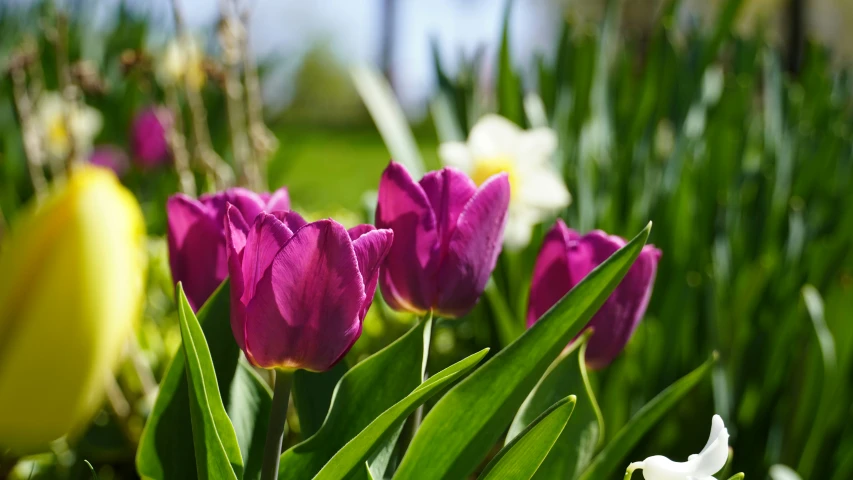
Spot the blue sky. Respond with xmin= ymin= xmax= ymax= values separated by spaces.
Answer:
xmin=106 ymin=0 xmax=562 ymax=113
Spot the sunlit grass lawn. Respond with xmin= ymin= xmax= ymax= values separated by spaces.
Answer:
xmin=270 ymin=125 xmax=440 ymax=213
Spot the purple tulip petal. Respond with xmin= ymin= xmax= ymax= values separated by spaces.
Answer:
xmin=240 ymin=213 xmax=294 ymax=305
xmin=419 ymin=167 xmax=477 ymax=247
xmin=527 ymin=227 xmax=661 ymax=369
xmin=264 ymin=187 xmax=291 ymax=212
xmin=526 ymin=219 xmax=575 ymax=327
xmin=351 ymin=228 xmax=394 ymax=320
xmin=132 ymin=107 xmax=172 ymax=168
xmin=273 ymin=210 xmax=308 ymax=232
xmin=244 ymin=220 xmax=364 ymax=371
xmin=583 ymin=241 xmax=660 ymax=368
xmin=167 ymin=194 xmax=205 ymax=254
xmin=376 ymin=162 xmax=440 ymax=314
xmin=89 ymin=146 xmax=129 ymax=177
xmin=434 ymin=173 xmax=510 ymax=317
xmin=167 ymin=195 xmax=225 ymax=311
xmin=201 ymin=188 xmax=266 ymax=223
xmin=225 ymin=206 xmax=250 ymax=349
xmin=347 ymin=224 xmax=375 ymax=241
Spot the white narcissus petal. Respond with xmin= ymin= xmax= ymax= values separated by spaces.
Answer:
xmin=467 ymin=114 xmax=522 ymax=160
xmin=437 ymin=113 xmax=569 ymax=249
xmin=515 ymin=128 xmax=558 ymax=164
xmin=518 ymin=168 xmax=571 ymax=210
xmin=73 ymin=104 xmax=103 ymax=141
xmin=633 ymin=415 xmax=730 ymax=480
xmin=438 ymin=142 xmax=473 ymax=172
xmin=502 ymin=206 xmax=539 ymax=251
xmin=71 ymin=103 xmax=103 ymax=156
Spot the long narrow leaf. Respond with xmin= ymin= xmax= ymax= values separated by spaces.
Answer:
xmin=314 ymin=349 xmax=489 ymax=480
xmin=278 ymin=318 xmax=433 ymax=479
xmin=508 ymin=332 xmax=603 ymax=479
xmin=579 ymin=353 xmax=717 ymax=480
xmin=352 ymin=65 xmax=425 ymax=178
xmin=176 ymin=284 xmax=242 ymax=480
xmin=480 ymin=396 xmax=576 ymax=480
xmin=137 ymin=280 xmax=248 ymax=479
xmin=394 ymin=224 xmax=651 ymax=479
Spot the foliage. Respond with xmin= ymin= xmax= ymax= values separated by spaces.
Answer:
xmin=1 ymin=0 xmax=850 ymax=478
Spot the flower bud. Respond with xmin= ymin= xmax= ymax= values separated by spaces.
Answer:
xmin=376 ymin=162 xmax=510 ymax=318
xmin=89 ymin=145 xmax=130 ymax=177
xmin=0 ymin=167 xmax=145 ymax=452
xmin=166 ymin=187 xmax=289 ymax=311
xmin=527 ymin=220 xmax=661 ymax=368
xmin=131 ymin=106 xmax=172 ymax=169
xmin=225 ymin=207 xmax=392 ymax=371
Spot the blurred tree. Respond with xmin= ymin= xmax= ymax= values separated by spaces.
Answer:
xmin=277 ymin=43 xmax=368 ymax=126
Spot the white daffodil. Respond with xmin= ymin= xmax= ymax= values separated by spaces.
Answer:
xmin=34 ymin=92 xmax=102 ymax=161
xmin=439 ymin=114 xmax=571 ymax=249
xmin=158 ymin=34 xmax=206 ymax=90
xmin=628 ymin=415 xmax=730 ymax=480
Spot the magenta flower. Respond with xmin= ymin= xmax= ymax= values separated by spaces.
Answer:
xmin=527 ymin=220 xmax=661 ymax=368
xmin=89 ymin=146 xmax=129 ymax=177
xmin=376 ymin=161 xmax=510 ymax=318
xmin=225 ymin=206 xmax=393 ymax=371
xmin=167 ymin=187 xmax=290 ymax=311
xmin=131 ymin=106 xmax=172 ymax=168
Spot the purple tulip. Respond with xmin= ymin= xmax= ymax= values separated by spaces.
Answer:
xmin=167 ymin=187 xmax=290 ymax=311
xmin=376 ymin=161 xmax=510 ymax=318
xmin=224 ymin=206 xmax=393 ymax=371
xmin=527 ymin=220 xmax=661 ymax=368
xmin=131 ymin=106 xmax=173 ymax=168
xmin=89 ymin=146 xmax=129 ymax=177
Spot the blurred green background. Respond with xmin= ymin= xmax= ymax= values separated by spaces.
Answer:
xmin=2 ymin=0 xmax=853 ymax=479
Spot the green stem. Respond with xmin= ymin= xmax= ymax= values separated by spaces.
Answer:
xmin=411 ymin=312 xmax=434 ymax=434
xmin=623 ymin=462 xmax=643 ymax=480
xmin=261 ymin=370 xmax=293 ymax=480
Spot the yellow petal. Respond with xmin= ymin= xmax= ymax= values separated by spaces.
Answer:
xmin=0 ymin=166 xmax=146 ymax=452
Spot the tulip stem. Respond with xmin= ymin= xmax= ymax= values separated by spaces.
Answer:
xmin=261 ymin=370 xmax=292 ymax=480
xmin=410 ymin=313 xmax=434 ymax=436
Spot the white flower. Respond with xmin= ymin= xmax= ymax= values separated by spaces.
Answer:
xmin=158 ymin=35 xmax=206 ymax=90
xmin=34 ymin=92 xmax=102 ymax=161
xmin=439 ymin=114 xmax=571 ymax=250
xmin=629 ymin=415 xmax=730 ymax=480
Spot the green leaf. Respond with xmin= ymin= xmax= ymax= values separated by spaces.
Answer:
xmin=484 ymin=279 xmax=523 ymax=347
xmin=277 ymin=318 xmax=433 ymax=479
xmin=351 ymin=65 xmax=425 ymax=178
xmin=292 ymin=361 xmax=348 ymax=438
xmin=578 ymin=353 xmax=717 ymax=480
xmin=175 ymin=283 xmax=242 ymax=479
xmin=314 ymin=349 xmax=490 ymax=480
xmin=798 ymin=285 xmax=837 ymax=478
xmin=228 ymin=361 xmax=272 ymax=480
xmin=84 ymin=460 xmax=99 ymax=479
xmin=700 ymin=0 xmax=744 ymax=73
xmin=137 ymin=280 xmax=245 ymax=479
xmin=496 ymin=0 xmax=523 ymax=124
xmin=480 ymin=396 xmax=576 ymax=480
xmin=394 ymin=224 xmax=651 ymax=479
xmin=507 ymin=332 xmax=603 ymax=479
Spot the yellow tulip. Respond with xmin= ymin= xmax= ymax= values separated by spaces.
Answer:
xmin=0 ymin=166 xmax=146 ymax=452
